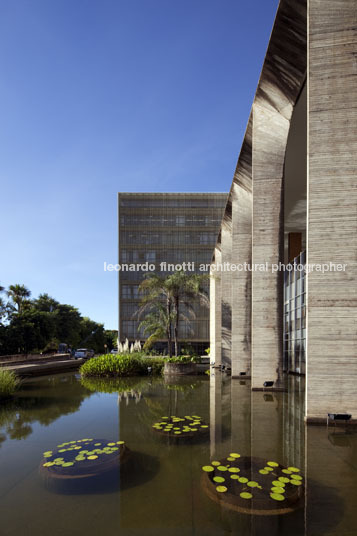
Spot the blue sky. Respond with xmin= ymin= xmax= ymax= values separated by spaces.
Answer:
xmin=0 ymin=0 xmax=278 ymax=329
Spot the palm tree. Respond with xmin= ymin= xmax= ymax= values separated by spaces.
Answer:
xmin=166 ymin=271 xmax=209 ymax=356
xmin=138 ymin=303 xmax=173 ymax=352
xmin=7 ymin=284 xmax=31 ymax=314
xmin=137 ymin=274 xmax=175 ymax=357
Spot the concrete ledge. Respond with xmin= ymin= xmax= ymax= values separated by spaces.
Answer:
xmin=2 ymin=358 xmax=84 ymax=378
xmin=252 ymin=387 xmax=286 ymax=392
xmin=305 ymin=417 xmax=357 ymax=426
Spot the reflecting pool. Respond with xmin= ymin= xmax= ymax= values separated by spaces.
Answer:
xmin=0 ymin=372 xmax=356 ymax=535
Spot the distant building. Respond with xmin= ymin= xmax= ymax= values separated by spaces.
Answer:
xmin=118 ymin=192 xmax=227 ymax=354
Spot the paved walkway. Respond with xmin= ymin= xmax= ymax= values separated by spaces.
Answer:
xmin=2 ymin=358 xmax=85 ymax=377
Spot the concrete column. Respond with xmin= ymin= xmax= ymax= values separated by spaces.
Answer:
xmin=306 ymin=0 xmax=357 ymax=421
xmin=221 ymin=210 xmax=232 ymax=366
xmin=251 ymin=105 xmax=290 ymax=389
xmin=210 ymin=246 xmax=222 ymax=366
xmin=231 ymin=117 xmax=252 ymax=378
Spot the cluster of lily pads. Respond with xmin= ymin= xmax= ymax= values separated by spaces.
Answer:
xmin=202 ymin=453 xmax=303 ymax=502
xmin=152 ymin=415 xmax=209 ymax=436
xmin=42 ymin=438 xmax=125 ymax=468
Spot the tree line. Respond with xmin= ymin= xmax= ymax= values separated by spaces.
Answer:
xmin=0 ymin=284 xmax=117 ymax=355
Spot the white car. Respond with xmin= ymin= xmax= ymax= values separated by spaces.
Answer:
xmin=74 ymin=348 xmax=90 ymax=359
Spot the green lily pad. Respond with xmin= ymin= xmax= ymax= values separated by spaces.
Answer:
xmin=270 ymin=493 xmax=285 ymax=501
xmin=238 ymin=477 xmax=248 ymax=484
xmin=230 ymin=474 xmax=240 ymax=480
xmin=247 ymin=481 xmax=259 ymax=488
xmin=62 ymin=462 xmax=74 ymax=467
xmin=217 ymin=466 xmax=228 ymax=472
xmin=264 ymin=467 xmax=274 ymax=472
xmin=290 ymin=479 xmax=302 ymax=486
xmin=288 ymin=467 xmax=300 ymax=472
xmin=291 ymin=474 xmax=302 ymax=481
xmin=216 ymin=486 xmax=227 ymax=493
xmin=202 ymin=466 xmax=214 ymax=472
xmin=259 ymin=469 xmax=269 ymax=474
xmin=227 ymin=457 xmax=235 ymax=461
xmin=267 ymin=461 xmax=279 ymax=467
xmin=211 ymin=461 xmax=220 ymax=466
xmin=271 ymin=487 xmax=285 ymax=494
xmin=282 ymin=469 xmax=292 ymax=475
xmin=272 ymin=480 xmax=285 ymax=487
xmin=240 ymin=492 xmax=252 ymax=499
xmin=213 ymin=476 xmax=225 ymax=483
xmin=229 ymin=453 xmax=240 ymax=458
xmin=278 ymin=477 xmax=290 ymax=484
xmin=228 ymin=467 xmax=240 ymax=473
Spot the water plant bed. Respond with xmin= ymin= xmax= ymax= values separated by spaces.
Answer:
xmin=39 ymin=438 xmax=131 ymax=492
xmin=202 ymin=454 xmax=304 ymax=515
xmin=152 ymin=415 xmax=209 ymax=441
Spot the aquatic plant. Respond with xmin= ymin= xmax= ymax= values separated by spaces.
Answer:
xmin=80 ymin=354 xmax=166 ymax=377
xmin=152 ymin=415 xmax=209 ymax=438
xmin=41 ymin=438 xmax=126 ymax=470
xmin=201 ymin=453 xmax=304 ymax=515
xmin=0 ymin=369 xmax=20 ymax=398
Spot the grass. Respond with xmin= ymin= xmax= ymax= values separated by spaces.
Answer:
xmin=80 ymin=353 xmax=166 ymax=378
xmin=0 ymin=369 xmax=20 ymax=398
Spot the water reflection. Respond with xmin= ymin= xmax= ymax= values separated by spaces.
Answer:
xmin=0 ymin=372 xmax=356 ymax=535
xmin=0 ymin=374 xmax=91 ymax=443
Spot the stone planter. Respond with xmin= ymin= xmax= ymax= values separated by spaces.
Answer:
xmin=163 ymin=362 xmax=197 ymax=376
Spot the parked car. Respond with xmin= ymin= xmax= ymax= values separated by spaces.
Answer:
xmin=74 ymin=348 xmax=90 ymax=359
xmin=110 ymin=349 xmax=119 ymax=354
xmin=87 ymin=349 xmax=95 ymax=358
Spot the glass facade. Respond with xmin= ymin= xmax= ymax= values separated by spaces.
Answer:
xmin=283 ymin=250 xmax=306 ymax=374
xmin=118 ymin=193 xmax=227 ymax=349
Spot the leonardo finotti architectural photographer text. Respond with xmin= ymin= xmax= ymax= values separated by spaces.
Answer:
xmin=104 ymin=261 xmax=347 ymax=274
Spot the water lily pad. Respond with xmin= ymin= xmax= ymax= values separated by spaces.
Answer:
xmin=288 ymin=467 xmax=300 ymax=473
xmin=227 ymin=457 xmax=235 ymax=461
xmin=264 ymin=467 xmax=274 ymax=472
xmin=282 ymin=469 xmax=292 ymax=475
xmin=87 ymin=455 xmax=98 ymax=460
xmin=217 ymin=466 xmax=228 ymax=472
xmin=271 ymin=487 xmax=285 ymax=494
xmin=228 ymin=467 xmax=240 ymax=473
xmin=229 ymin=453 xmax=240 ymax=458
xmin=43 ymin=462 xmax=54 ymax=467
xmin=202 ymin=466 xmax=214 ymax=472
xmin=270 ymin=493 xmax=285 ymax=501
xmin=117 ymin=441 xmax=125 ymax=445
xmin=240 ymin=492 xmax=252 ymax=499
xmin=278 ymin=477 xmax=290 ymax=484
xmin=200 ymin=425 xmax=209 ymax=428
xmin=213 ymin=476 xmax=225 ymax=483
xmin=238 ymin=477 xmax=248 ymax=484
xmin=290 ymin=479 xmax=302 ymax=486
xmin=211 ymin=461 xmax=220 ymax=466
xmin=272 ymin=480 xmax=284 ymax=487
xmin=259 ymin=469 xmax=269 ymax=475
xmin=107 ymin=442 xmax=116 ymax=446
xmin=230 ymin=474 xmax=240 ymax=480
xmin=216 ymin=486 xmax=227 ymax=493
xmin=267 ymin=461 xmax=279 ymax=467
xmin=247 ymin=481 xmax=259 ymax=488
xmin=62 ymin=462 xmax=74 ymax=467
xmin=291 ymin=474 xmax=302 ymax=481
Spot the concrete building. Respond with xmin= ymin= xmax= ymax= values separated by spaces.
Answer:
xmin=118 ymin=192 xmax=227 ymax=353
xmin=210 ymin=0 xmax=357 ymax=422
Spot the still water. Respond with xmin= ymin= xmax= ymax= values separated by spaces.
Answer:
xmin=0 ymin=372 xmax=356 ymax=536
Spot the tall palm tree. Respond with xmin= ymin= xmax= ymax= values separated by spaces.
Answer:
xmin=138 ymin=303 xmax=173 ymax=352
xmin=137 ymin=274 xmax=175 ymax=357
xmin=7 ymin=284 xmax=31 ymax=314
xmin=166 ymin=271 xmax=209 ymax=356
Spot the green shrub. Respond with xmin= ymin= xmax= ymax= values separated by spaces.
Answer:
xmin=80 ymin=353 xmax=166 ymax=378
xmin=0 ymin=369 xmax=20 ymax=398
xmin=166 ymin=355 xmax=199 ymax=364
xmin=144 ymin=357 xmax=166 ymax=374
